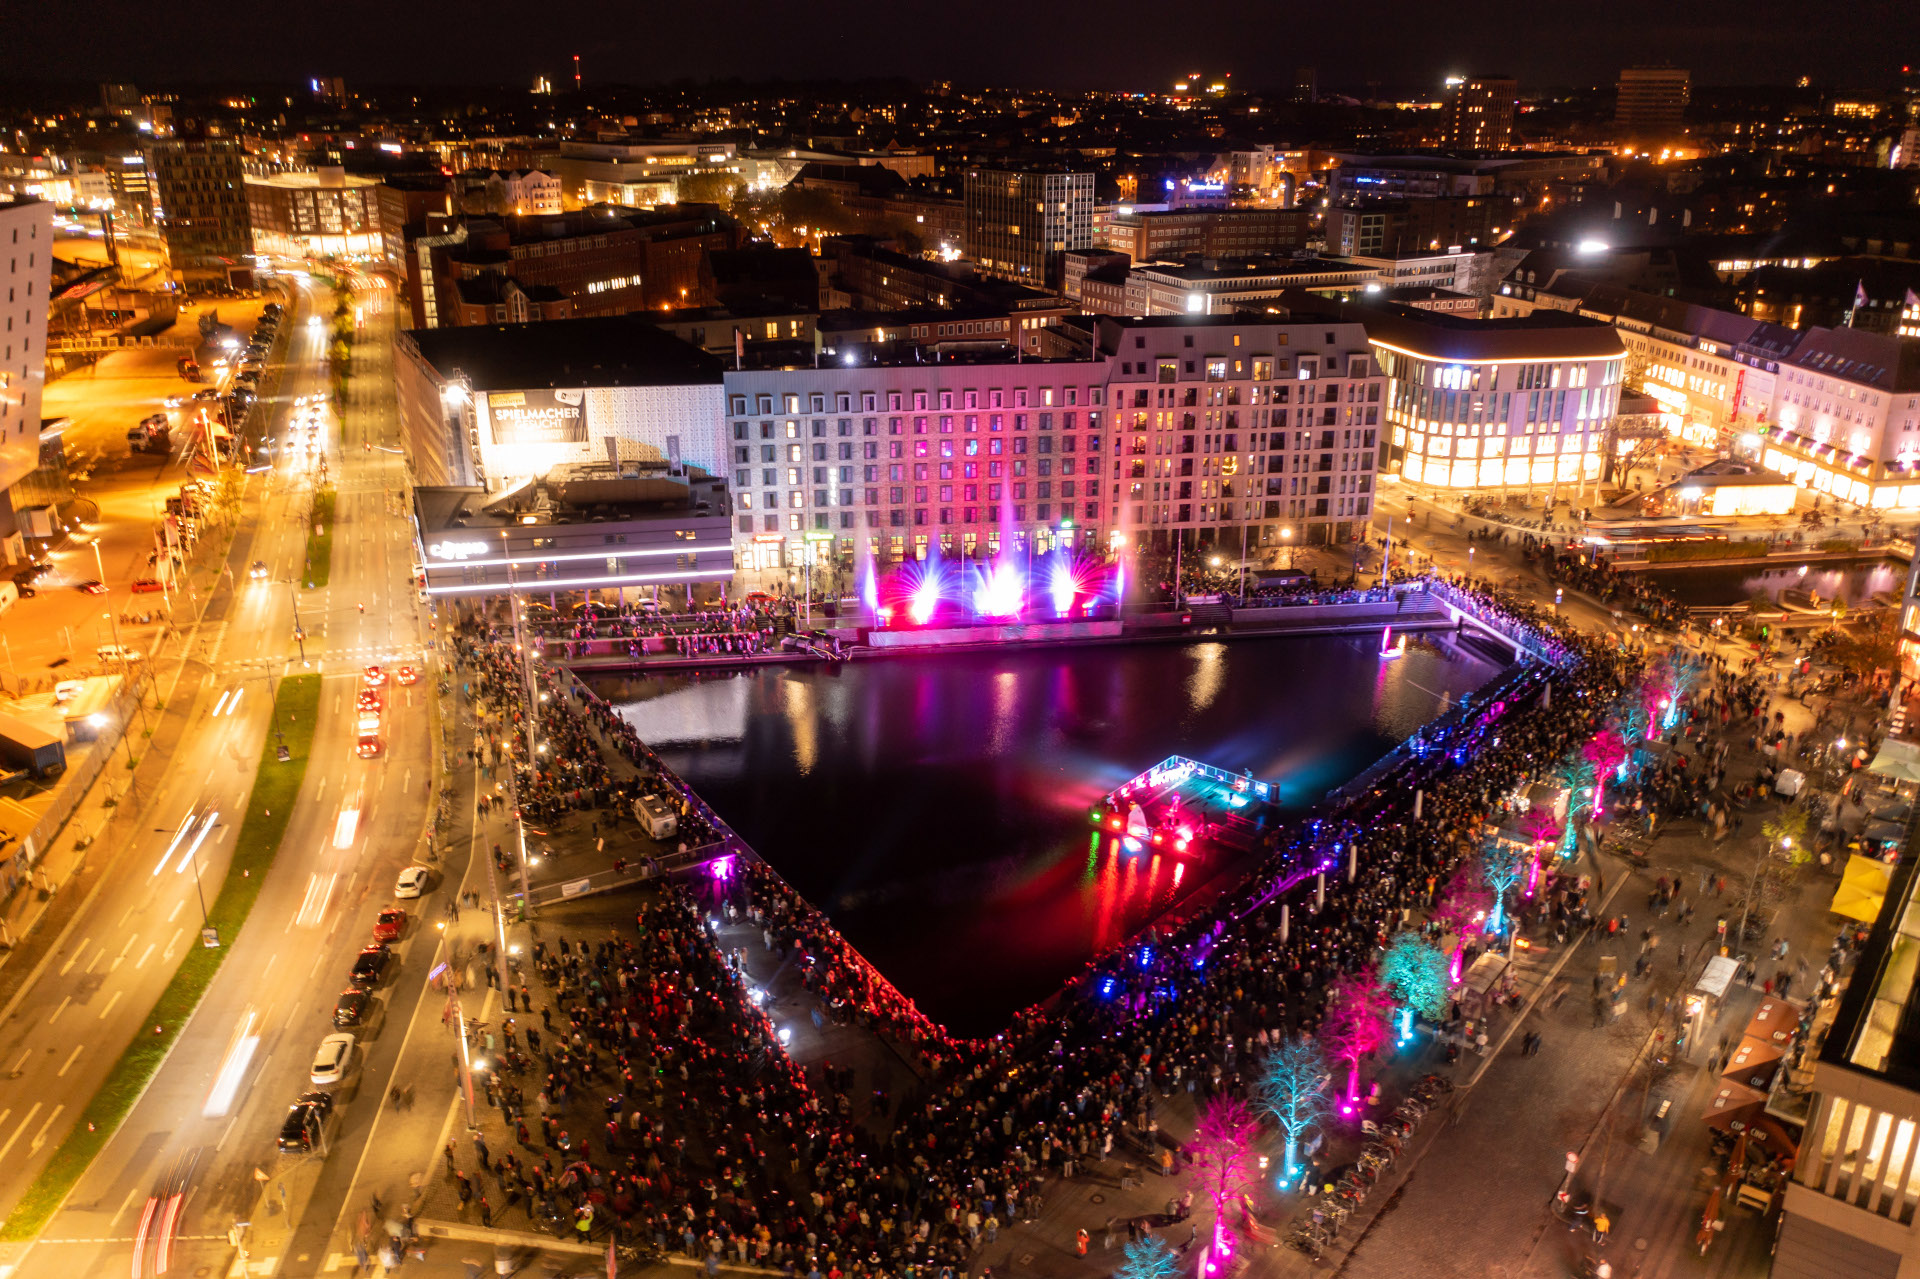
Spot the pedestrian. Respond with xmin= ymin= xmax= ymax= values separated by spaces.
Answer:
xmin=1076 ymin=1228 xmax=1089 ymax=1257
xmin=479 ymin=1195 xmax=492 ymax=1229
xmin=445 ymin=1140 xmax=457 ymax=1175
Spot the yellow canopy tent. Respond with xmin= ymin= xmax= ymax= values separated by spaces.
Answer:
xmin=1832 ymin=854 xmax=1894 ymax=923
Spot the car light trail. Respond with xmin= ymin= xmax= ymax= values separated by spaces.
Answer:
xmin=296 ymin=872 xmax=338 ymax=928
xmin=153 ymin=1191 xmax=185 ymax=1272
xmin=153 ymin=813 xmax=194 ymax=877
xmin=225 ymin=687 xmax=244 ymax=717
xmin=210 ymin=690 xmax=232 ymax=717
xmin=332 ymin=806 xmax=360 ymax=849
xmin=130 ymin=1195 xmax=158 ymax=1279
xmin=177 ymin=811 xmax=218 ymax=873
xmin=203 ymin=1008 xmax=260 ymax=1117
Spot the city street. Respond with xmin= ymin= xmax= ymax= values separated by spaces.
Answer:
xmin=0 ymin=271 xmax=442 ymax=1279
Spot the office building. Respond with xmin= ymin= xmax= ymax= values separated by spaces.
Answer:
xmin=1326 ymin=197 xmax=1502 ymax=257
xmin=1326 ymin=151 xmax=1600 ymax=203
xmin=0 ymin=196 xmax=51 ymax=564
xmin=1440 ymin=76 xmax=1517 ymax=151
xmin=1292 ymin=67 xmax=1318 ymax=104
xmin=1309 ymin=295 xmax=1626 ymax=492
xmin=245 ymin=168 xmax=384 ymax=259
xmin=964 ymin=168 xmax=1094 ymax=285
xmin=1101 ymin=207 xmax=1307 ymax=263
xmin=147 ymin=138 xmax=253 ymax=284
xmin=1616 ymin=67 xmax=1691 ymax=141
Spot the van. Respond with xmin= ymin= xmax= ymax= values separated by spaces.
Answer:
xmin=0 ymin=582 xmax=16 ymax=615
xmin=95 ymin=645 xmax=144 ymax=665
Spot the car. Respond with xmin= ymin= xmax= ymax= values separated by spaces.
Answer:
xmin=332 ymin=988 xmax=370 ymax=1027
xmin=309 ymin=1032 xmax=355 ymax=1085
xmin=348 ymin=944 xmax=390 ymax=988
xmin=193 ymin=388 xmax=221 ymax=402
xmin=356 ymin=690 xmax=382 ymax=713
xmin=53 ymin=680 xmax=83 ymax=703
xmin=96 ymin=645 xmax=145 ymax=664
xmin=22 ymin=561 xmax=52 ymax=581
xmin=393 ymin=865 xmax=430 ymax=899
xmin=11 ymin=581 xmax=34 ymax=599
xmin=250 ymin=560 xmax=269 ymax=579
xmin=75 ymin=580 xmax=108 ymax=595
xmin=371 ymin=907 xmax=407 ymax=943
xmin=277 ymin=1099 xmax=326 ymax=1152
xmin=130 ymin=578 xmax=165 ymax=594
xmin=362 ymin=665 xmax=386 ymax=688
xmin=395 ymin=665 xmax=420 ymax=686
xmin=163 ymin=394 xmax=186 ymax=408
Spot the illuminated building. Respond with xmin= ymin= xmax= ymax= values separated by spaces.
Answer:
xmin=547 ymin=139 xmax=743 ymax=208
xmin=1614 ymin=67 xmax=1690 ymax=140
xmin=1439 ymin=76 xmax=1516 ymax=151
xmin=456 ymin=168 xmax=562 ymax=216
xmin=244 ymin=167 xmax=384 ymax=259
xmin=1321 ymin=296 xmax=1625 ymax=492
xmin=0 ymin=194 xmax=51 ymax=561
xmin=398 ymin=311 xmax=1386 ymax=576
xmin=1326 ymin=197 xmax=1501 ymax=257
xmin=1764 ymin=327 xmax=1920 ymax=509
xmin=963 ymin=167 xmax=1094 ymax=285
xmin=1573 ymin=286 xmax=1800 ymax=448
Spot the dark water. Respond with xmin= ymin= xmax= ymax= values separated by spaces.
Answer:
xmin=596 ymin=634 xmax=1500 ymax=1035
xmin=1640 ymin=559 xmax=1905 ymax=609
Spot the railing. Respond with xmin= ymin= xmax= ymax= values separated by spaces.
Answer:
xmin=523 ymin=839 xmax=732 ymax=907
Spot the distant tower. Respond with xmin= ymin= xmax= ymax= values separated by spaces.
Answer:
xmin=1292 ymin=67 xmax=1318 ymax=104
xmin=1440 ymin=75 xmax=1516 ymax=150
xmin=1615 ymin=67 xmax=1690 ymax=141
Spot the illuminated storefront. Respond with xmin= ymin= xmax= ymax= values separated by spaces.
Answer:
xmin=1766 ymin=324 xmax=1920 ymax=510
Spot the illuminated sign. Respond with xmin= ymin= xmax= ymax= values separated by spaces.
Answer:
xmin=427 ymin=540 xmax=490 ymax=560
xmin=488 ymin=388 xmax=588 ymax=446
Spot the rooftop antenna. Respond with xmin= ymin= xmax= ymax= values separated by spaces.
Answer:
xmin=573 ymin=54 xmax=581 ymax=92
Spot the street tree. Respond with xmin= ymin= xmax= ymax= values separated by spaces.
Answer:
xmin=1115 ymin=1235 xmax=1182 ymax=1279
xmin=1378 ymin=931 xmax=1451 ymax=1022
xmin=1322 ymin=969 xmax=1393 ymax=1103
xmin=1189 ymin=1095 xmax=1260 ymax=1221
xmin=1432 ymin=860 xmax=1492 ymax=939
xmin=1477 ymin=837 xmax=1528 ymax=934
xmin=1252 ymin=1035 xmax=1331 ymax=1176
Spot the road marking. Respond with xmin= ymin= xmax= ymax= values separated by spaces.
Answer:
xmin=56 ymin=1044 xmax=83 ymax=1077
xmin=47 ymin=996 xmax=70 ymax=1025
xmin=6 ymin=1049 xmax=27 ymax=1074
xmin=98 ymin=990 xmax=122 ymax=1019
xmin=167 ymin=899 xmax=185 ymax=923
xmin=57 ymin=940 xmax=89 ymax=977
xmin=0 ymin=1104 xmax=40 ymax=1161
xmin=402 ymin=768 xmax=411 ymax=795
xmin=28 ymin=1104 xmax=63 ymax=1153
xmin=164 ymin=928 xmax=183 ymax=957
xmin=84 ymin=946 xmax=101 ymax=974
xmin=135 ymin=943 xmax=156 ymax=969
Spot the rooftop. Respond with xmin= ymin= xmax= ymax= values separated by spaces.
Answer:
xmin=403 ymin=316 xmax=724 ymax=391
xmin=1310 ymin=294 xmax=1627 ymax=363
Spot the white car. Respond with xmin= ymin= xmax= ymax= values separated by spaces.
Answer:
xmin=394 ymin=865 xmax=430 ymax=899
xmin=309 ymin=1032 xmax=355 ymax=1085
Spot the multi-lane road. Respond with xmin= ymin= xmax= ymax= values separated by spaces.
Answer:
xmin=0 ymin=271 xmax=452 ymax=1279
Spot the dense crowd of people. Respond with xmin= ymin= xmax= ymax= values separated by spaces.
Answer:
xmin=428 ymin=574 xmax=1656 ymax=1276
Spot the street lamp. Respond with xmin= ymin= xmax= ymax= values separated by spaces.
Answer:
xmin=1281 ymin=526 xmax=1293 ymax=571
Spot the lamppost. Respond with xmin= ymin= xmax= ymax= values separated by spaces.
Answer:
xmin=1281 ymin=525 xmax=1293 ymax=571
xmin=289 ymin=581 xmax=307 ymax=665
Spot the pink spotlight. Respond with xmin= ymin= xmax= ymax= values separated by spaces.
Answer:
xmin=909 ymin=578 xmax=941 ymax=625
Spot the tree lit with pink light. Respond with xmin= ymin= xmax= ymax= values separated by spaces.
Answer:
xmin=1322 ymin=969 xmax=1393 ymax=1109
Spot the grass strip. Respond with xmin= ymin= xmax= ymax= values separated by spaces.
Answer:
xmin=0 ymin=674 xmax=323 ymax=1240
xmin=305 ymin=487 xmax=336 ymax=589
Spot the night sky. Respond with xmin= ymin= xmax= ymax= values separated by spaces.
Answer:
xmin=15 ymin=0 xmax=1911 ymax=91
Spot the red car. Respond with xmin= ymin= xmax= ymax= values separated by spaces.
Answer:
xmin=75 ymin=580 xmax=108 ymax=595
xmin=395 ymin=665 xmax=420 ymax=686
xmin=362 ymin=665 xmax=386 ymax=688
xmin=371 ymin=907 xmax=407 ymax=943
xmin=130 ymin=578 xmax=166 ymax=594
xmin=356 ymin=689 xmax=383 ymax=713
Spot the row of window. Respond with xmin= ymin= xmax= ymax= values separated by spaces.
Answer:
xmin=737 ymin=503 xmax=1101 ymax=533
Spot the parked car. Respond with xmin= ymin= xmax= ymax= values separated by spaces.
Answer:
xmin=371 ymin=907 xmax=406 ymax=943
xmin=276 ymin=1091 xmax=335 ymax=1152
xmin=332 ymin=988 xmax=370 ymax=1027
xmin=130 ymin=578 xmax=166 ymax=594
xmin=74 ymin=580 xmax=108 ymax=595
xmin=309 ymin=1033 xmax=355 ymax=1085
xmin=348 ymin=944 xmax=390 ymax=988
xmin=394 ymin=865 xmax=430 ymax=899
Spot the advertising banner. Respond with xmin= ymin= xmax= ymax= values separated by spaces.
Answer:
xmin=488 ymin=387 xmax=589 ymax=445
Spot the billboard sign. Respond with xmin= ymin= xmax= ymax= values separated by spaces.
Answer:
xmin=488 ymin=388 xmax=588 ymax=445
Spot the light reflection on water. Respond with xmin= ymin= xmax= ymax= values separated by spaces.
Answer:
xmin=598 ymin=632 xmax=1497 ymax=1034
